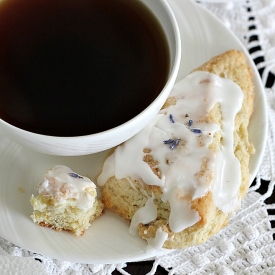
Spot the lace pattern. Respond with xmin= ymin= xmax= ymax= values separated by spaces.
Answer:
xmin=1 ymin=1 xmax=275 ymax=274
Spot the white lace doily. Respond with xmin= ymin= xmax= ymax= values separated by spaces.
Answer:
xmin=1 ymin=1 xmax=275 ymax=274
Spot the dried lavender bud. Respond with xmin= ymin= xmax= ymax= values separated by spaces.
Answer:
xmin=169 ymin=138 xmax=180 ymax=150
xmin=163 ymin=139 xmax=174 ymax=144
xmin=169 ymin=114 xmax=175 ymax=123
xmin=68 ymin=172 xmax=84 ymax=179
xmin=191 ymin=129 xmax=202 ymax=134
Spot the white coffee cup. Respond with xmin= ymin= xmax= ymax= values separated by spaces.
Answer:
xmin=0 ymin=0 xmax=181 ymax=156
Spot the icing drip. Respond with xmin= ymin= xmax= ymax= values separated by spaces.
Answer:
xmin=97 ymin=71 xmax=243 ymax=241
xmin=129 ymin=196 xmax=157 ymax=235
xmin=162 ymin=185 xmax=200 ymax=233
xmin=38 ymin=165 xmax=96 ymax=210
xmin=146 ymin=228 xmax=169 ymax=252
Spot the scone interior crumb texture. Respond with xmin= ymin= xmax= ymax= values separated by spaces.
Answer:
xmin=97 ymin=50 xmax=255 ymax=249
xmin=30 ymin=165 xmax=104 ymax=236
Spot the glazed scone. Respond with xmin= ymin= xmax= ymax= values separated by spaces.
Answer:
xmin=97 ymin=50 xmax=255 ymax=249
xmin=30 ymin=165 xmax=104 ymax=236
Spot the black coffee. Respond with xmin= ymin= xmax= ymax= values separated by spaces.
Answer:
xmin=0 ymin=0 xmax=170 ymax=136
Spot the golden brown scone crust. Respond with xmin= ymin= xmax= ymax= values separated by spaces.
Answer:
xmin=99 ymin=50 xmax=255 ymax=249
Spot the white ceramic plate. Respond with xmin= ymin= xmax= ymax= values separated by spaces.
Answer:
xmin=195 ymin=0 xmax=240 ymax=2
xmin=0 ymin=0 xmax=267 ymax=264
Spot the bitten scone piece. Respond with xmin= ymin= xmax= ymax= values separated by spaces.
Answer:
xmin=30 ymin=165 xmax=104 ymax=236
xmin=97 ymin=50 xmax=255 ymax=249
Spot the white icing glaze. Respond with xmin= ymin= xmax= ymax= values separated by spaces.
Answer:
xmin=97 ymin=71 xmax=244 ymax=241
xmin=37 ymin=165 xmax=96 ymax=210
xmin=146 ymin=228 xmax=169 ymax=252
xmin=129 ymin=196 xmax=157 ymax=235
xmin=162 ymin=184 xmax=200 ymax=233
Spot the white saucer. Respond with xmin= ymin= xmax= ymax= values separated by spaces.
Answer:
xmin=0 ymin=0 xmax=267 ymax=264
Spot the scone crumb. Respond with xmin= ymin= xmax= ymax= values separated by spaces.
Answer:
xmin=30 ymin=165 xmax=104 ymax=236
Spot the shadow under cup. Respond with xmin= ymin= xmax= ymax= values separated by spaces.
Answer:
xmin=0 ymin=0 xmax=181 ymax=156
